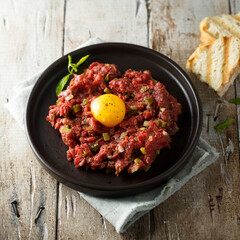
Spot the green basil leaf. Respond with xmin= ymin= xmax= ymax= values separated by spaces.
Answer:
xmin=56 ymin=74 xmax=71 ymax=96
xmin=77 ymin=54 xmax=90 ymax=66
xmin=56 ymin=54 xmax=90 ymax=95
xmin=214 ymin=118 xmax=234 ymax=132
xmin=229 ymin=98 xmax=240 ymax=104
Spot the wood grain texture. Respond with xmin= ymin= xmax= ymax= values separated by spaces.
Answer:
xmin=150 ymin=0 xmax=240 ymax=239
xmin=63 ymin=0 xmax=148 ymax=51
xmin=2 ymin=0 xmax=240 ymax=239
xmin=57 ymin=0 xmax=149 ymax=239
xmin=0 ymin=0 xmax=64 ymax=239
xmin=231 ymin=0 xmax=240 ymax=164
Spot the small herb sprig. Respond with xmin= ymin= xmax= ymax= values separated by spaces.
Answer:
xmin=213 ymin=98 xmax=239 ymax=132
xmin=56 ymin=54 xmax=90 ymax=95
xmin=229 ymin=98 xmax=240 ymax=105
xmin=214 ymin=118 xmax=234 ymax=132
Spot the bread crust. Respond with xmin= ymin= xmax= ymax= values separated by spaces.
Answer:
xmin=199 ymin=18 xmax=216 ymax=43
xmin=186 ymin=36 xmax=240 ymax=97
xmin=200 ymin=13 xmax=240 ymax=43
xmin=217 ymin=55 xmax=240 ymax=97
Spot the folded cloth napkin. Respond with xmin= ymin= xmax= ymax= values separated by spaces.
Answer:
xmin=5 ymin=37 xmax=219 ymax=233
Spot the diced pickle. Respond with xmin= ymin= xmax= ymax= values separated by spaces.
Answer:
xmin=140 ymin=147 xmax=147 ymax=155
xmin=62 ymin=125 xmax=71 ymax=133
xmin=144 ymin=165 xmax=151 ymax=172
xmin=129 ymin=110 xmax=138 ymax=116
xmin=161 ymin=120 xmax=167 ymax=128
xmin=105 ymin=74 xmax=110 ymax=81
xmin=72 ymin=104 xmax=80 ymax=113
xmin=56 ymin=99 xmax=62 ymax=105
xmin=82 ymin=99 xmax=89 ymax=105
xmin=156 ymin=119 xmax=166 ymax=128
xmin=124 ymin=92 xmax=130 ymax=98
xmin=102 ymin=132 xmax=110 ymax=141
xmin=130 ymin=106 xmax=138 ymax=111
xmin=141 ymin=86 xmax=148 ymax=92
xmin=89 ymin=143 xmax=99 ymax=152
xmin=104 ymin=87 xmax=111 ymax=93
xmin=146 ymin=98 xmax=154 ymax=105
xmin=152 ymin=78 xmax=158 ymax=83
xmin=134 ymin=158 xmax=141 ymax=163
xmin=51 ymin=114 xmax=56 ymax=122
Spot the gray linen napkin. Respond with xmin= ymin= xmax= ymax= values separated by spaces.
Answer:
xmin=5 ymin=38 xmax=219 ymax=233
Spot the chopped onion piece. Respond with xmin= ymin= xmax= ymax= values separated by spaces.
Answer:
xmin=65 ymin=94 xmax=74 ymax=101
xmin=118 ymin=145 xmax=124 ymax=153
xmin=143 ymin=121 xmax=149 ymax=127
xmin=120 ymin=132 xmax=127 ymax=139
xmin=163 ymin=130 xmax=168 ymax=136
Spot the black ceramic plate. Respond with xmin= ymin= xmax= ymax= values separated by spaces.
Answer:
xmin=25 ymin=43 xmax=202 ymax=197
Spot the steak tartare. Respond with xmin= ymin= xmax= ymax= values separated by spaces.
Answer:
xmin=46 ymin=62 xmax=182 ymax=175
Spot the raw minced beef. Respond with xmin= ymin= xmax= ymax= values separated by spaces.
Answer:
xmin=46 ymin=62 xmax=182 ymax=175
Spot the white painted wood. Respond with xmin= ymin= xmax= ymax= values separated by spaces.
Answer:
xmin=63 ymin=0 xmax=148 ymax=50
xmin=150 ymin=0 xmax=240 ymax=239
xmin=57 ymin=0 xmax=149 ymax=239
xmin=1 ymin=0 xmax=240 ymax=239
xmin=0 ymin=0 xmax=64 ymax=239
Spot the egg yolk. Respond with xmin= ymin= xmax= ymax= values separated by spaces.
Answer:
xmin=91 ymin=94 xmax=126 ymax=127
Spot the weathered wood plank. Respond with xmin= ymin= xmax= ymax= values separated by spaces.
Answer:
xmin=57 ymin=185 xmax=149 ymax=240
xmin=2 ymin=0 xmax=240 ymax=239
xmin=57 ymin=0 xmax=150 ymax=239
xmin=63 ymin=0 xmax=148 ymax=50
xmin=0 ymin=0 xmax=65 ymax=239
xmin=231 ymin=0 xmax=240 ymax=153
xmin=150 ymin=0 xmax=240 ymax=239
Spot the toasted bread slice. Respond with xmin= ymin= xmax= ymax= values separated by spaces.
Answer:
xmin=186 ymin=36 xmax=240 ymax=97
xmin=200 ymin=13 xmax=240 ymax=43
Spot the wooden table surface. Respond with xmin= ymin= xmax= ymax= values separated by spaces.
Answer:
xmin=1 ymin=0 xmax=240 ymax=239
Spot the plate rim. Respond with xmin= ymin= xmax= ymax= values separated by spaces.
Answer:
xmin=25 ymin=42 xmax=203 ymax=194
